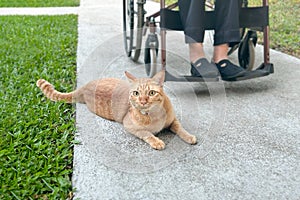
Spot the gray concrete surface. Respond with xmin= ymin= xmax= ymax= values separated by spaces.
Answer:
xmin=73 ymin=0 xmax=300 ymax=199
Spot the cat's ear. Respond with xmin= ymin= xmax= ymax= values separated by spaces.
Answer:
xmin=152 ymin=70 xmax=165 ymax=87
xmin=125 ymin=71 xmax=137 ymax=83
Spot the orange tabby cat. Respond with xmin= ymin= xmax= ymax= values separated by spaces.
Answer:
xmin=36 ymin=70 xmax=197 ymax=150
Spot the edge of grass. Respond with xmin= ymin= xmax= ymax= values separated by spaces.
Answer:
xmin=0 ymin=0 xmax=80 ymax=7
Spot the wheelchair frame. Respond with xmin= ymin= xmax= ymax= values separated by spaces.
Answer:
xmin=123 ymin=0 xmax=274 ymax=82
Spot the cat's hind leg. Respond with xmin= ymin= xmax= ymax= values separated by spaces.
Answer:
xmin=170 ymin=118 xmax=197 ymax=145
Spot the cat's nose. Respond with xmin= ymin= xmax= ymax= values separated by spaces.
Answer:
xmin=140 ymin=100 xmax=147 ymax=105
xmin=139 ymin=97 xmax=148 ymax=105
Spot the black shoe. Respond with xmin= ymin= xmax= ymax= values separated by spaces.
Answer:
xmin=215 ymin=59 xmax=247 ymax=80
xmin=191 ymin=58 xmax=219 ymax=78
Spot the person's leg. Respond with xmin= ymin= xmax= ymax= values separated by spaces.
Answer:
xmin=189 ymin=43 xmax=205 ymax=63
xmin=178 ymin=0 xmax=206 ymax=62
xmin=212 ymin=0 xmax=246 ymax=79
xmin=213 ymin=43 xmax=229 ymax=64
xmin=178 ymin=0 xmax=206 ymax=45
xmin=213 ymin=0 xmax=240 ymax=50
xmin=213 ymin=0 xmax=240 ymax=63
xmin=178 ymin=0 xmax=218 ymax=78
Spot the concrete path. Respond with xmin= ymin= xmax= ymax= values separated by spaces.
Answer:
xmin=73 ymin=0 xmax=300 ymax=199
xmin=1 ymin=1 xmax=299 ymax=199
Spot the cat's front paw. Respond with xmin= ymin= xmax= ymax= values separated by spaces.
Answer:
xmin=146 ymin=136 xmax=165 ymax=150
xmin=151 ymin=139 xmax=166 ymax=150
xmin=186 ymin=135 xmax=197 ymax=145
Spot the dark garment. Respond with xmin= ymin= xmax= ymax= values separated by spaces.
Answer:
xmin=178 ymin=0 xmax=241 ymax=46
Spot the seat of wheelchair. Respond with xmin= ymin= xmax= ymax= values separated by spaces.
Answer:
xmin=165 ymin=63 xmax=274 ymax=82
xmin=160 ymin=6 xmax=269 ymax=31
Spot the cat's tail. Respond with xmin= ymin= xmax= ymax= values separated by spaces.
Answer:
xmin=36 ymin=79 xmax=81 ymax=103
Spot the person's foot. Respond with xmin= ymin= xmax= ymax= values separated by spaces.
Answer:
xmin=215 ymin=59 xmax=247 ymax=80
xmin=191 ymin=58 xmax=219 ymax=78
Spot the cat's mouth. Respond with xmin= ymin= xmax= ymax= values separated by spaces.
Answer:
xmin=130 ymin=100 xmax=147 ymax=108
xmin=131 ymin=102 xmax=151 ymax=112
xmin=138 ymin=104 xmax=150 ymax=110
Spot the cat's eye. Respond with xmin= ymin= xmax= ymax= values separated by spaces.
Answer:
xmin=148 ymin=90 xmax=157 ymax=96
xmin=132 ymin=91 xmax=139 ymax=96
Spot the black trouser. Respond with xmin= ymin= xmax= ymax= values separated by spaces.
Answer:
xmin=178 ymin=0 xmax=240 ymax=46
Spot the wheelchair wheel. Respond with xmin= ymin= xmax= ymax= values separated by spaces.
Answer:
xmin=144 ymin=48 xmax=158 ymax=77
xmin=144 ymin=33 xmax=159 ymax=77
xmin=123 ymin=0 xmax=145 ymax=62
xmin=238 ymin=30 xmax=257 ymax=71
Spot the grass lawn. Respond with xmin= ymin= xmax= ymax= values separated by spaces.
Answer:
xmin=0 ymin=0 xmax=79 ymax=7
xmin=163 ymin=0 xmax=300 ymax=58
xmin=0 ymin=15 xmax=77 ymax=199
xmin=268 ymin=0 xmax=300 ymax=58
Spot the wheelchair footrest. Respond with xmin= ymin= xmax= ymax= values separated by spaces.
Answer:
xmin=165 ymin=71 xmax=219 ymax=82
xmin=224 ymin=63 xmax=274 ymax=81
xmin=165 ymin=63 xmax=274 ymax=82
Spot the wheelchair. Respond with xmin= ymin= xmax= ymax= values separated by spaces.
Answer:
xmin=123 ymin=0 xmax=274 ymax=81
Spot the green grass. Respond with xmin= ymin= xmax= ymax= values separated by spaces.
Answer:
xmin=0 ymin=0 xmax=80 ymax=7
xmin=267 ymin=0 xmax=300 ymax=58
xmin=162 ymin=0 xmax=300 ymax=58
xmin=0 ymin=15 xmax=77 ymax=199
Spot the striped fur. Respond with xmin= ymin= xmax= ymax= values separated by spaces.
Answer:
xmin=36 ymin=71 xmax=197 ymax=150
xmin=36 ymin=79 xmax=74 ymax=103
